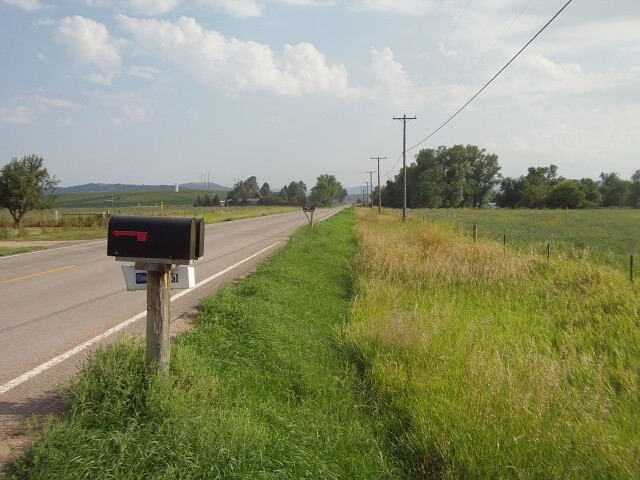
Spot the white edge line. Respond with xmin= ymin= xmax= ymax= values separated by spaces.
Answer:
xmin=0 ymin=240 xmax=105 ymax=260
xmin=0 ymin=241 xmax=281 ymax=395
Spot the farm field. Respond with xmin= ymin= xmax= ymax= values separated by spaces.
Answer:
xmin=408 ymin=207 xmax=640 ymax=272
xmin=345 ymin=209 xmax=639 ymax=478
xmin=50 ymin=189 xmax=228 ymax=209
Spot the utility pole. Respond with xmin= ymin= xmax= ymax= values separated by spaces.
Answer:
xmin=366 ymin=170 xmax=375 ymax=209
xmin=370 ymin=157 xmax=385 ymax=213
xmin=393 ymin=115 xmax=417 ymax=222
xmin=364 ymin=181 xmax=370 ymax=208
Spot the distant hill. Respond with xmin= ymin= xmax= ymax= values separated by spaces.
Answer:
xmin=55 ymin=182 xmax=231 ymax=194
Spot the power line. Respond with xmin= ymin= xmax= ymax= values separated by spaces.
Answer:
xmin=407 ymin=0 xmax=573 ymax=154
xmin=420 ymin=0 xmax=535 ymax=114
xmin=400 ymin=0 xmax=473 ymax=112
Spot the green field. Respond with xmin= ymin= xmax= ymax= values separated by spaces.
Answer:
xmin=51 ymin=189 xmax=228 ymax=209
xmin=345 ymin=209 xmax=639 ymax=478
xmin=406 ymin=207 xmax=640 ymax=272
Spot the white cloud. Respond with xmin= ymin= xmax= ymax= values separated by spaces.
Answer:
xmin=32 ymin=95 xmax=82 ymax=109
xmin=128 ymin=65 xmax=161 ymax=79
xmin=85 ymin=72 xmax=115 ymax=85
xmin=3 ymin=0 xmax=42 ymax=11
xmin=197 ymin=0 xmax=263 ymax=17
xmin=480 ymin=54 xmax=639 ymax=106
xmin=123 ymin=103 xmax=151 ymax=122
xmin=88 ymin=90 xmax=153 ymax=123
xmin=0 ymin=105 xmax=35 ymax=124
xmin=58 ymin=16 xmax=122 ymax=73
xmin=348 ymin=0 xmax=434 ymax=15
xmin=117 ymin=15 xmax=363 ymax=98
xmin=535 ymin=18 xmax=640 ymax=55
xmin=122 ymin=0 xmax=182 ymax=15
xmin=371 ymin=47 xmax=422 ymax=107
xmin=0 ymin=95 xmax=80 ymax=125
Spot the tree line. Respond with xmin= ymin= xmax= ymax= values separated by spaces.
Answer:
xmin=379 ymin=144 xmax=639 ymax=209
xmin=224 ymin=174 xmax=347 ymax=208
xmin=496 ymin=167 xmax=640 ymax=209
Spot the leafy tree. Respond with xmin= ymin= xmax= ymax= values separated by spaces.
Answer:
xmin=441 ymin=145 xmax=469 ymax=207
xmin=228 ymin=176 xmax=260 ymax=204
xmin=599 ymin=172 xmax=629 ymax=207
xmin=382 ymin=144 xmax=501 ymax=209
xmin=546 ymin=180 xmax=585 ymax=209
xmin=286 ymin=181 xmax=307 ymax=205
xmin=310 ymin=174 xmax=343 ymax=207
xmin=578 ymin=178 xmax=602 ymax=208
xmin=0 ymin=155 xmax=59 ymax=226
xmin=628 ymin=170 xmax=640 ymax=208
xmin=495 ymin=177 xmax=523 ymax=208
xmin=260 ymin=182 xmax=272 ymax=198
xmin=464 ymin=146 xmax=501 ymax=207
xmin=381 ymin=177 xmax=402 ymax=208
xmin=497 ymin=165 xmax=560 ymax=208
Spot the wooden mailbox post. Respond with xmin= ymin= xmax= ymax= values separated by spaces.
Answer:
xmin=107 ymin=216 xmax=204 ymax=374
xmin=303 ymin=204 xmax=316 ymax=229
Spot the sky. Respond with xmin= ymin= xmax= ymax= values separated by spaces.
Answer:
xmin=0 ymin=0 xmax=638 ymax=190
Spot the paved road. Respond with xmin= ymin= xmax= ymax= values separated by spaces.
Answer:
xmin=0 ymin=207 xmax=341 ymax=463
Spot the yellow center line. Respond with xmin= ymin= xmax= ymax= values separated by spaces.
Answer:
xmin=0 ymin=264 xmax=76 ymax=285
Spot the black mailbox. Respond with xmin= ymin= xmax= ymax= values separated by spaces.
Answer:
xmin=194 ymin=217 xmax=205 ymax=259
xmin=107 ymin=215 xmax=204 ymax=263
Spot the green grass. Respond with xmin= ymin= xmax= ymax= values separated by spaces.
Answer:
xmin=0 ymin=246 xmax=44 ymax=256
xmin=343 ymin=210 xmax=640 ymax=479
xmin=411 ymin=208 xmax=640 ymax=271
xmin=5 ymin=209 xmax=402 ymax=479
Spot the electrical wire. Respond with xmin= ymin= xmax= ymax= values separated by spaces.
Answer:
xmin=407 ymin=0 xmax=573 ymax=154
xmin=420 ymin=0 xmax=535 ymax=114
xmin=400 ymin=0 xmax=473 ymax=112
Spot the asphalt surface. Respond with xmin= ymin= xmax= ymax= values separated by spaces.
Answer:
xmin=0 ymin=207 xmax=341 ymax=467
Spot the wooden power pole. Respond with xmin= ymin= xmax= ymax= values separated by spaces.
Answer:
xmin=393 ymin=115 xmax=416 ymax=222
xmin=366 ymin=170 xmax=375 ymax=209
xmin=370 ymin=156 xmax=386 ymax=213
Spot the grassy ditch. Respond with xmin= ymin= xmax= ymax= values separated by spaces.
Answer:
xmin=0 ymin=246 xmax=44 ymax=257
xmin=5 ymin=209 xmax=402 ymax=479
xmin=343 ymin=209 xmax=640 ymax=478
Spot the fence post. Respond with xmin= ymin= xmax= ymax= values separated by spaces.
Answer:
xmin=473 ymin=224 xmax=478 ymax=243
xmin=547 ymin=239 xmax=551 ymax=262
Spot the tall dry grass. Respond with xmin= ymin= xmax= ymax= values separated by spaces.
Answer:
xmin=343 ymin=209 xmax=640 ymax=478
